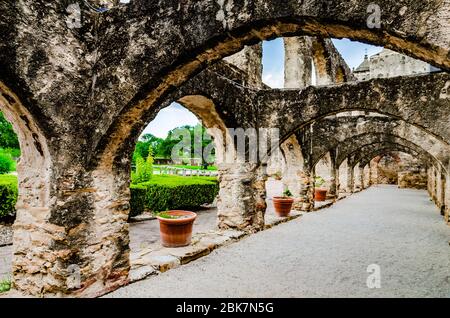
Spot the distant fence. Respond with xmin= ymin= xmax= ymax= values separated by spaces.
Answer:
xmin=155 ymin=166 xmax=218 ymax=177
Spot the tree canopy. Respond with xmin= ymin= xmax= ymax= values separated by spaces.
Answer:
xmin=0 ymin=112 xmax=19 ymax=150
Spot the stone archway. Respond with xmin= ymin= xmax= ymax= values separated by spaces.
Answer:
xmin=1 ymin=1 xmax=449 ymax=297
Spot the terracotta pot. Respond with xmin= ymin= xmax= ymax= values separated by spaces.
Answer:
xmin=157 ymin=210 xmax=197 ymax=247
xmin=314 ymin=189 xmax=328 ymax=201
xmin=273 ymin=197 xmax=294 ymax=217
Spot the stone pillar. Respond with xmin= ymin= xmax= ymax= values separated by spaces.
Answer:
xmin=284 ymin=37 xmax=313 ymax=89
xmin=366 ymin=165 xmax=371 ymax=188
xmin=432 ymin=166 xmax=438 ymax=204
xmin=298 ymin=168 xmax=315 ymax=211
xmin=370 ymin=158 xmax=378 ymax=185
xmin=359 ymin=165 xmax=365 ymax=190
xmin=436 ymin=166 xmax=443 ymax=210
xmin=346 ymin=159 xmax=354 ymax=193
xmin=328 ymin=151 xmax=338 ymax=198
xmin=13 ymin=163 xmax=131 ymax=298
xmin=224 ymin=43 xmax=263 ymax=88
xmin=427 ymin=167 xmax=433 ymax=198
xmin=440 ymin=171 xmax=446 ymax=216
xmin=335 ymin=166 xmax=341 ymax=195
xmin=217 ymin=163 xmax=267 ymax=232
xmin=280 ymin=137 xmax=314 ymax=212
xmin=282 ymin=162 xmax=314 ymax=212
xmin=444 ymin=170 xmax=450 ymax=224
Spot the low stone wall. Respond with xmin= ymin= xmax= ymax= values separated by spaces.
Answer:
xmin=398 ymin=171 xmax=427 ymax=190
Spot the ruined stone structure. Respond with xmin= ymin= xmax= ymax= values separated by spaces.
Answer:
xmin=353 ymin=48 xmax=440 ymax=81
xmin=0 ymin=0 xmax=449 ymax=297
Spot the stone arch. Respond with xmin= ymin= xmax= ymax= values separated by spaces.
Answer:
xmin=298 ymin=116 xmax=450 ymax=172
xmin=0 ymin=81 xmax=53 ymax=294
xmin=176 ymin=94 xmax=267 ymax=230
xmin=350 ymin=143 xmax=427 ymax=169
xmin=96 ymin=1 xmax=450 ymax=167
xmin=310 ymin=37 xmax=355 ymax=85
xmin=335 ymin=135 xmax=438 ymax=170
xmin=264 ymin=72 xmax=450 ymax=146
xmin=343 ymin=142 xmax=428 ymax=193
xmin=2 ymin=1 xmax=450 ymax=297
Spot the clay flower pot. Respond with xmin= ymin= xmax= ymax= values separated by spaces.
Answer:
xmin=156 ymin=210 xmax=197 ymax=247
xmin=273 ymin=197 xmax=294 ymax=217
xmin=314 ymin=189 xmax=328 ymax=202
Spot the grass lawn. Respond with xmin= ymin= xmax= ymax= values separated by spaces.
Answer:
xmin=0 ymin=174 xmax=17 ymax=186
xmin=0 ymin=174 xmax=218 ymax=191
xmin=141 ymin=174 xmax=217 ymax=186
xmin=154 ymin=164 xmax=217 ymax=171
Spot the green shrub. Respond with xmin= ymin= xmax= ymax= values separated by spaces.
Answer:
xmin=132 ymin=147 xmax=154 ymax=184
xmin=0 ymin=175 xmax=18 ymax=218
xmin=0 ymin=153 xmax=13 ymax=174
xmin=137 ymin=175 xmax=219 ymax=212
xmin=0 ymin=278 xmax=11 ymax=293
xmin=129 ymin=184 xmax=147 ymax=218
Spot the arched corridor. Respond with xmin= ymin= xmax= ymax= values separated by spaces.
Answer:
xmin=0 ymin=0 xmax=449 ymax=298
xmin=106 ymin=185 xmax=450 ymax=298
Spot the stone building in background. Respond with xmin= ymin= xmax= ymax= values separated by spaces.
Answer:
xmin=353 ymin=48 xmax=440 ymax=81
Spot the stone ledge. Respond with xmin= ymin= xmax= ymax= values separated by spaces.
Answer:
xmin=264 ymin=211 xmax=303 ymax=230
xmin=128 ymin=211 xmax=308 ymax=284
xmin=313 ymin=200 xmax=334 ymax=211
xmin=129 ymin=228 xmax=247 ymax=283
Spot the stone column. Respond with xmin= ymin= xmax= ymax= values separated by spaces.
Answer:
xmin=13 ymin=162 xmax=131 ymax=298
xmin=370 ymin=159 xmax=378 ymax=185
xmin=335 ymin=166 xmax=341 ymax=195
xmin=346 ymin=158 xmax=354 ymax=193
xmin=284 ymin=37 xmax=313 ymax=88
xmin=436 ymin=166 xmax=443 ymax=210
xmin=298 ymin=168 xmax=315 ymax=211
xmin=440 ymin=171 xmax=446 ymax=216
xmin=280 ymin=137 xmax=314 ymax=212
xmin=444 ymin=170 xmax=450 ymax=224
xmin=368 ymin=162 xmax=373 ymax=186
xmin=359 ymin=165 xmax=365 ymax=190
xmin=217 ymin=163 xmax=267 ymax=232
xmin=224 ymin=43 xmax=263 ymax=88
xmin=328 ymin=151 xmax=338 ymax=198
xmin=427 ymin=167 xmax=433 ymax=198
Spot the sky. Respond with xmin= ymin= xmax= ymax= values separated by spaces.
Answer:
xmin=142 ymin=38 xmax=382 ymax=139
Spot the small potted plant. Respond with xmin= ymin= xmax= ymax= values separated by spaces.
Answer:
xmin=314 ymin=176 xmax=328 ymax=201
xmin=156 ymin=210 xmax=197 ymax=247
xmin=273 ymin=189 xmax=294 ymax=217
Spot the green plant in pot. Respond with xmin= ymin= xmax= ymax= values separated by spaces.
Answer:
xmin=156 ymin=210 xmax=197 ymax=247
xmin=273 ymin=188 xmax=294 ymax=217
xmin=314 ymin=176 xmax=328 ymax=202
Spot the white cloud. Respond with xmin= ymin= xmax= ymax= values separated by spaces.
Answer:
xmin=141 ymin=103 xmax=199 ymax=139
xmin=263 ymin=71 xmax=284 ymax=88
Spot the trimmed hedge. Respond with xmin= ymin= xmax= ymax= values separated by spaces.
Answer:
xmin=0 ymin=174 xmax=219 ymax=219
xmin=0 ymin=175 xmax=18 ymax=219
xmin=134 ymin=175 xmax=219 ymax=213
xmin=129 ymin=184 xmax=147 ymax=217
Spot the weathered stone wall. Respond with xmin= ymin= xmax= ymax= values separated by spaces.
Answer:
xmin=397 ymin=154 xmax=428 ymax=190
xmin=0 ymin=0 xmax=449 ymax=298
xmin=354 ymin=48 xmax=437 ymax=80
xmin=224 ymin=44 xmax=263 ymax=88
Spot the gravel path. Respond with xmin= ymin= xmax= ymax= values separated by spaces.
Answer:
xmin=106 ymin=185 xmax=450 ymax=298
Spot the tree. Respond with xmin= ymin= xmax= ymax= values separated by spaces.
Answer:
xmin=0 ymin=153 xmax=13 ymax=174
xmin=0 ymin=112 xmax=19 ymax=150
xmin=159 ymin=124 xmax=215 ymax=165
xmin=132 ymin=133 xmax=163 ymax=165
xmin=132 ymin=146 xmax=154 ymax=184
